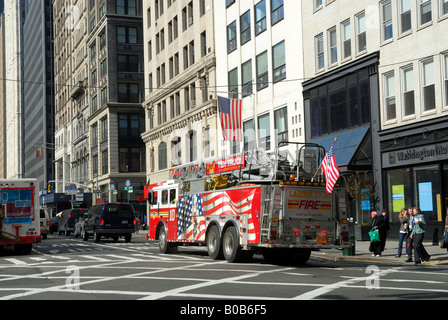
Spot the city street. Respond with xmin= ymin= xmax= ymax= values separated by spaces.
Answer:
xmin=0 ymin=232 xmax=447 ymax=306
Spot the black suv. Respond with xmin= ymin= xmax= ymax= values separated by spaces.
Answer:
xmin=81 ymin=203 xmax=135 ymax=242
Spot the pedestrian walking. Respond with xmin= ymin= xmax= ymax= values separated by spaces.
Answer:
xmin=369 ymin=211 xmax=384 ymax=257
xmin=396 ymin=208 xmax=409 ymax=258
xmin=380 ymin=209 xmax=390 ymax=253
xmin=405 ymin=207 xmax=414 ymax=262
xmin=410 ymin=207 xmax=431 ymax=265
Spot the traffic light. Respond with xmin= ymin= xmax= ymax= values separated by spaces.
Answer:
xmin=47 ymin=184 xmax=54 ymax=193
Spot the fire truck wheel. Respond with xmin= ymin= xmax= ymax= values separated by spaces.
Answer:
xmin=223 ymin=226 xmax=243 ymax=263
xmin=206 ymin=225 xmax=223 ymax=260
xmin=290 ymin=249 xmax=311 ymax=265
xmin=158 ymin=225 xmax=177 ymax=254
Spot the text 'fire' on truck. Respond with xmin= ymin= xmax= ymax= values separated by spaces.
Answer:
xmin=144 ymin=142 xmax=349 ymax=264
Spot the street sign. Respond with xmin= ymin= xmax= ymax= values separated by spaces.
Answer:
xmin=65 ymin=185 xmax=77 ymax=195
xmin=125 ymin=180 xmax=131 ymax=187
xmin=110 ymin=184 xmax=116 ymax=190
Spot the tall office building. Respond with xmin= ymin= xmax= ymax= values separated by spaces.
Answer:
xmin=2 ymin=0 xmax=25 ymax=179
xmin=52 ymin=0 xmax=146 ymax=204
xmin=22 ymin=0 xmax=55 ymax=189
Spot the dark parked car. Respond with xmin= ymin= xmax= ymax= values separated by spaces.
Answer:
xmin=81 ymin=203 xmax=135 ymax=242
xmin=57 ymin=208 xmax=89 ymax=236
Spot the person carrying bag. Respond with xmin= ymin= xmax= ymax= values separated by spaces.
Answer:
xmin=369 ymin=211 xmax=384 ymax=257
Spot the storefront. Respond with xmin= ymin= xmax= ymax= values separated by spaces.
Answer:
xmin=380 ymin=116 xmax=448 ymax=236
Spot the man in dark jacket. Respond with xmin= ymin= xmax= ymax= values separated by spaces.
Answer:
xmin=370 ymin=211 xmax=385 ymax=257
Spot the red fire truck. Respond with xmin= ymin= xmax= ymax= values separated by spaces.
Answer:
xmin=145 ymin=143 xmax=350 ymax=264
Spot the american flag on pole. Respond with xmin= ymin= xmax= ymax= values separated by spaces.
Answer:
xmin=217 ymin=96 xmax=243 ymax=142
xmin=321 ymin=138 xmax=340 ymax=194
xmin=177 ymin=194 xmax=206 ymax=241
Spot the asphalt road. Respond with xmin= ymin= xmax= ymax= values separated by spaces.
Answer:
xmin=1 ymin=232 xmax=447 ymax=309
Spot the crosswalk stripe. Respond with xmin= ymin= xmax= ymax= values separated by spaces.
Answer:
xmin=79 ymin=255 xmax=111 ymax=262
xmin=5 ymin=258 xmax=27 ymax=265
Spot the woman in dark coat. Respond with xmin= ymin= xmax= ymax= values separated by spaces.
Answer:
xmin=370 ymin=211 xmax=385 ymax=257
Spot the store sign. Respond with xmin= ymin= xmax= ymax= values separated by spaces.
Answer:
xmin=383 ymin=143 xmax=448 ymax=168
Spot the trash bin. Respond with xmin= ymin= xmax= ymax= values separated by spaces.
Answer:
xmin=342 ymin=235 xmax=356 ymax=256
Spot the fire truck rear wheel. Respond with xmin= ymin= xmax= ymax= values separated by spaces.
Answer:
xmin=206 ymin=225 xmax=223 ymax=260
xmin=223 ymin=226 xmax=243 ymax=263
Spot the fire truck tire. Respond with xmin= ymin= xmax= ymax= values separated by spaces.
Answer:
xmin=206 ymin=225 xmax=223 ymax=260
xmin=290 ymin=249 xmax=311 ymax=265
xmin=158 ymin=225 xmax=178 ymax=254
xmin=223 ymin=226 xmax=243 ymax=263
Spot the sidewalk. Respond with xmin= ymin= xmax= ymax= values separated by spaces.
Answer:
xmin=134 ymin=230 xmax=448 ymax=266
xmin=313 ymin=240 xmax=448 ymax=266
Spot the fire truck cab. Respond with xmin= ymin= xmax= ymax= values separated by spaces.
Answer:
xmin=146 ymin=143 xmax=350 ymax=264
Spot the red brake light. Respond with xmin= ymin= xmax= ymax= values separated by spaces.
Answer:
xmin=100 ymin=219 xmax=104 ymax=225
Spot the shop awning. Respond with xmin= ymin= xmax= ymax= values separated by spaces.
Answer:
xmin=310 ymin=126 xmax=370 ymax=169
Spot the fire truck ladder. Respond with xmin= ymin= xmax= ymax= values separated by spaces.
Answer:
xmin=260 ymin=186 xmax=272 ymax=242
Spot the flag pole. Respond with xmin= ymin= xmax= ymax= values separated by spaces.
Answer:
xmin=312 ymin=136 xmax=337 ymax=181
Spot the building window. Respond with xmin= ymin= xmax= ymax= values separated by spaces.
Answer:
xmin=100 ymin=117 xmax=108 ymax=142
xmin=356 ymin=12 xmax=366 ymax=53
xmin=101 ymin=87 xmax=107 ymax=106
xmin=187 ymin=131 xmax=197 ymax=162
xmin=384 ymin=72 xmax=396 ymax=121
xmin=402 ymin=66 xmax=415 ymax=116
xmin=315 ymin=34 xmax=324 ymax=70
xmin=240 ymin=10 xmax=251 ymax=45
xmin=421 ymin=58 xmax=435 ymax=112
xmin=314 ymin=0 xmax=323 ymax=10
xmin=118 ymin=83 xmax=139 ymax=103
xmin=255 ymin=0 xmax=267 ymax=35
xmin=256 ymin=50 xmax=268 ymax=91
xmin=271 ymin=0 xmax=284 ymax=25
xmin=328 ymin=27 xmax=337 ymax=65
xmin=274 ymin=107 xmax=288 ymax=143
xmin=272 ymin=40 xmax=286 ymax=82
xmin=243 ymin=120 xmax=255 ymax=152
xmin=119 ymin=148 xmax=141 ymax=172
xmin=102 ymin=150 xmax=108 ymax=175
xmin=117 ymin=0 xmax=137 ymax=15
xmin=227 ymin=21 xmax=237 ymax=54
xmin=310 ymin=69 xmax=371 ymax=138
xmin=226 ymin=0 xmax=235 ymax=8
xmin=228 ymin=68 xmax=239 ymax=99
xmin=419 ymin=0 xmax=432 ymax=25
xmin=158 ymin=142 xmax=167 ymax=170
xmin=90 ymin=42 xmax=97 ymax=61
xmin=91 ymin=123 xmax=98 ymax=146
xmin=242 ymin=59 xmax=253 ymax=97
xmin=258 ymin=113 xmax=270 ymax=151
xmin=443 ymin=53 xmax=448 ymax=107
xmin=119 ymin=114 xmax=141 ymax=137
xmin=442 ymin=0 xmax=448 ymax=16
xmin=341 ymin=20 xmax=351 ymax=59
xmin=117 ymin=26 xmax=137 ymax=44
xmin=381 ymin=0 xmax=393 ymax=42
xmin=118 ymin=54 xmax=138 ymax=72
xmin=400 ymin=0 xmax=412 ymax=34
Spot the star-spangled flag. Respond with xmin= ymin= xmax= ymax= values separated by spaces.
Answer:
xmin=177 ymin=194 xmax=206 ymax=241
xmin=217 ymin=96 xmax=243 ymax=142
xmin=321 ymin=138 xmax=340 ymax=194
